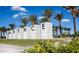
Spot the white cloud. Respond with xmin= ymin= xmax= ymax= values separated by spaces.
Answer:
xmin=11 ymin=6 xmax=28 ymax=12
xmin=38 ymin=16 xmax=45 ymax=20
xmin=13 ymin=14 xmax=19 ymax=18
xmin=62 ymin=19 xmax=70 ymax=22
xmin=19 ymin=12 xmax=27 ymax=16
xmin=13 ymin=12 xmax=27 ymax=18
xmin=66 ymin=10 xmax=71 ymax=12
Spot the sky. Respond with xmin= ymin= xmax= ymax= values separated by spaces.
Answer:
xmin=0 ymin=6 xmax=79 ymax=34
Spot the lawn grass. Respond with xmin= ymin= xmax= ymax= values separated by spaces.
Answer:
xmin=0 ymin=39 xmax=52 ymax=47
xmin=0 ymin=39 xmax=40 ymax=47
xmin=0 ymin=38 xmax=71 ymax=47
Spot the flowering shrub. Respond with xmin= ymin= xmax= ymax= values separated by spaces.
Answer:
xmin=64 ymin=39 xmax=79 ymax=53
xmin=57 ymin=39 xmax=79 ymax=53
xmin=25 ymin=39 xmax=79 ymax=53
xmin=26 ymin=40 xmax=57 ymax=53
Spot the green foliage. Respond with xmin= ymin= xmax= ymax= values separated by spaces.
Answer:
xmin=9 ymin=23 xmax=15 ymax=30
xmin=43 ymin=9 xmax=53 ymax=18
xmin=56 ymin=39 xmax=79 ymax=53
xmin=73 ymin=31 xmax=79 ymax=37
xmin=29 ymin=15 xmax=37 ymax=24
xmin=26 ymin=39 xmax=79 ymax=53
xmin=26 ymin=40 xmax=57 ymax=53
xmin=43 ymin=9 xmax=53 ymax=22
xmin=65 ymin=39 xmax=79 ymax=53
xmin=20 ymin=17 xmax=29 ymax=27
xmin=62 ymin=32 xmax=68 ymax=37
xmin=57 ymin=45 xmax=65 ymax=53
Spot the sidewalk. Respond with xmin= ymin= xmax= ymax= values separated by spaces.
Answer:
xmin=0 ymin=44 xmax=28 ymax=53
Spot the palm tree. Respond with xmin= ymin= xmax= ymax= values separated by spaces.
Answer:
xmin=55 ymin=26 xmax=59 ymax=37
xmin=20 ymin=17 xmax=29 ymax=28
xmin=6 ymin=27 xmax=10 ymax=31
xmin=9 ymin=23 xmax=15 ymax=30
xmin=43 ymin=9 xmax=53 ymax=22
xmin=52 ymin=25 xmax=58 ymax=37
xmin=52 ymin=25 xmax=56 ymax=37
xmin=29 ymin=15 xmax=37 ymax=25
xmin=63 ymin=6 xmax=79 ymax=33
xmin=63 ymin=27 xmax=67 ymax=33
xmin=61 ymin=26 xmax=64 ymax=35
xmin=55 ymin=13 xmax=63 ymax=36
xmin=63 ymin=27 xmax=71 ymax=37
xmin=5 ymin=27 xmax=10 ymax=39
xmin=53 ymin=25 xmax=60 ymax=37
xmin=67 ymin=28 xmax=71 ymax=36
xmin=40 ymin=17 xmax=48 ymax=23
xmin=0 ymin=27 xmax=6 ymax=38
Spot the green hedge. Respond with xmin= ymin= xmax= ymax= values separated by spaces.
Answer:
xmin=25 ymin=39 xmax=79 ymax=53
xmin=25 ymin=40 xmax=57 ymax=53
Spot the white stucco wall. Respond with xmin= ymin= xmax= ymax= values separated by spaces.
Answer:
xmin=6 ymin=31 xmax=9 ymax=39
xmin=17 ymin=28 xmax=23 ymax=39
xmin=6 ymin=22 xmax=53 ymax=39
xmin=23 ymin=27 xmax=31 ymax=39
xmin=12 ymin=29 xmax=18 ymax=39
xmin=8 ymin=30 xmax=13 ymax=39
xmin=41 ymin=22 xmax=53 ymax=39
xmin=31 ymin=25 xmax=41 ymax=39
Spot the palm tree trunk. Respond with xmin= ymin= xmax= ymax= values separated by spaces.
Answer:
xmin=3 ymin=32 xmax=5 ymax=37
xmin=68 ymin=30 xmax=70 ymax=37
xmin=73 ymin=17 xmax=76 ymax=33
xmin=32 ymin=21 xmax=36 ymax=25
xmin=1 ymin=32 xmax=3 ymax=38
xmin=53 ymin=31 xmax=55 ymax=37
xmin=0 ymin=31 xmax=1 ymax=38
xmin=56 ymin=28 xmax=58 ymax=37
xmin=59 ymin=21 xmax=62 ymax=36
xmin=48 ymin=18 xmax=50 ymax=22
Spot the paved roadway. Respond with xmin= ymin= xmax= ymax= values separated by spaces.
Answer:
xmin=0 ymin=44 xmax=27 ymax=53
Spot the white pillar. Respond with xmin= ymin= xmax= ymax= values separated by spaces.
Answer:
xmin=17 ymin=28 xmax=23 ymax=39
xmin=12 ymin=29 xmax=17 ymax=39
xmin=23 ymin=27 xmax=31 ymax=39
xmin=6 ymin=31 xmax=9 ymax=39
xmin=41 ymin=22 xmax=53 ymax=39
xmin=11 ymin=30 xmax=15 ymax=39
xmin=8 ymin=30 xmax=13 ymax=39
xmin=13 ymin=28 xmax=19 ymax=39
xmin=8 ymin=31 xmax=10 ymax=39
xmin=31 ymin=25 xmax=41 ymax=39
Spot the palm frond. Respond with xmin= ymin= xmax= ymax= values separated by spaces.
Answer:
xmin=43 ymin=9 xmax=53 ymax=21
xmin=9 ymin=23 xmax=15 ymax=30
xmin=29 ymin=15 xmax=37 ymax=24
xmin=55 ymin=13 xmax=63 ymax=21
xmin=20 ymin=17 xmax=29 ymax=27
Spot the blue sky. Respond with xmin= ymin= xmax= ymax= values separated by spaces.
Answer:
xmin=0 ymin=6 xmax=79 ymax=34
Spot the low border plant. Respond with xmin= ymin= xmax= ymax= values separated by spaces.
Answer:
xmin=25 ymin=39 xmax=79 ymax=53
